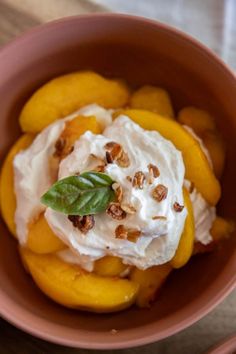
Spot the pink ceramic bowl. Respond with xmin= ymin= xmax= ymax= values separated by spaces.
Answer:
xmin=0 ymin=14 xmax=235 ymax=350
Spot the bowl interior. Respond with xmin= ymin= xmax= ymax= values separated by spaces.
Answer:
xmin=0 ymin=15 xmax=235 ymax=348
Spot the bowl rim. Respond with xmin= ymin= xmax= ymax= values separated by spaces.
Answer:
xmin=206 ymin=334 xmax=236 ymax=354
xmin=0 ymin=13 xmax=235 ymax=350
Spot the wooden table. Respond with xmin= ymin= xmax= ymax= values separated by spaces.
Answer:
xmin=0 ymin=1 xmax=235 ymax=353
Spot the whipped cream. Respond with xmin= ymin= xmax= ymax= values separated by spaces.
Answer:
xmin=13 ymin=104 xmax=113 ymax=243
xmin=45 ymin=115 xmax=187 ymax=269
xmin=13 ymin=104 xmax=216 ymax=271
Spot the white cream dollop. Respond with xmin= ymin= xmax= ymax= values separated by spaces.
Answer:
xmin=13 ymin=104 xmax=216 ymax=271
xmin=45 ymin=115 xmax=187 ymax=269
xmin=13 ymin=104 xmax=113 ymax=243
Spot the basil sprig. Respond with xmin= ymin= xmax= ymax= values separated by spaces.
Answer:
xmin=41 ymin=172 xmax=115 ymax=216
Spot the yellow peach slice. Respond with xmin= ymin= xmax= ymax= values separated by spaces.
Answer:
xmin=130 ymin=263 xmax=172 ymax=308
xmin=57 ymin=115 xmax=101 ymax=158
xmin=20 ymin=248 xmax=139 ymax=312
xmin=0 ymin=134 xmax=34 ymax=236
xmin=130 ymin=85 xmax=174 ymax=118
xmin=193 ymin=217 xmax=234 ymax=255
xmin=210 ymin=216 xmax=234 ymax=242
xmin=94 ymin=256 xmax=128 ymax=277
xmin=171 ymin=189 xmax=195 ymax=268
xmin=121 ymin=109 xmax=221 ymax=205
xmin=27 ymin=213 xmax=65 ymax=254
xmin=178 ymin=107 xmax=225 ymax=178
xmin=19 ymin=71 xmax=130 ymax=133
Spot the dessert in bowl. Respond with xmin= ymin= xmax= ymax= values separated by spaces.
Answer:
xmin=0 ymin=14 xmax=235 ymax=349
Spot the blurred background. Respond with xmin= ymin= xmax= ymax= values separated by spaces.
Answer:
xmin=0 ymin=1 xmax=235 ymax=354
xmin=0 ymin=0 xmax=236 ymax=69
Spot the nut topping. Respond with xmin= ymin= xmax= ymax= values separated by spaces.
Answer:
xmin=115 ymin=225 xmax=127 ymax=239
xmin=115 ymin=225 xmax=141 ymax=242
xmin=106 ymin=202 xmax=126 ymax=220
xmin=68 ymin=215 xmax=95 ymax=234
xmin=132 ymin=171 xmax=145 ymax=189
xmin=104 ymin=141 xmax=130 ymax=167
xmin=112 ymin=183 xmax=123 ymax=203
xmin=152 ymin=215 xmax=167 ymax=220
xmin=126 ymin=176 xmax=132 ymax=182
xmin=148 ymin=164 xmax=160 ymax=184
xmin=152 ymin=184 xmax=168 ymax=202
xmin=173 ymin=202 xmax=184 ymax=212
xmin=121 ymin=203 xmax=136 ymax=214
xmin=104 ymin=142 xmax=118 ymax=150
xmin=105 ymin=151 xmax=114 ymax=164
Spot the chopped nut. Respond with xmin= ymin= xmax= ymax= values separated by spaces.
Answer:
xmin=173 ymin=202 xmax=184 ymax=212
xmin=117 ymin=151 xmax=130 ymax=167
xmin=132 ymin=171 xmax=145 ymax=189
xmin=115 ymin=225 xmax=141 ymax=242
xmin=152 ymin=184 xmax=168 ymax=202
xmin=121 ymin=203 xmax=136 ymax=214
xmin=148 ymin=164 xmax=160 ymax=184
xmin=115 ymin=225 xmax=127 ymax=239
xmin=152 ymin=216 xmax=167 ymax=220
xmin=126 ymin=176 xmax=132 ymax=182
xmin=112 ymin=183 xmax=123 ymax=203
xmin=68 ymin=215 xmax=95 ymax=234
xmin=104 ymin=142 xmax=118 ymax=150
xmin=104 ymin=141 xmax=130 ymax=167
xmin=127 ymin=228 xmax=141 ymax=243
xmin=105 ymin=151 xmax=114 ymax=164
xmin=106 ymin=202 xmax=126 ymax=220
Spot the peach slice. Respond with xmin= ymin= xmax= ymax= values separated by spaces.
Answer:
xmin=20 ymin=248 xmax=139 ymax=312
xmin=19 ymin=71 xmax=130 ymax=133
xmin=130 ymin=85 xmax=174 ymax=118
xmin=178 ymin=107 xmax=225 ymax=178
xmin=130 ymin=263 xmax=172 ymax=308
xmin=193 ymin=217 xmax=234 ymax=255
xmin=57 ymin=115 xmax=101 ymax=158
xmin=171 ymin=188 xmax=195 ymax=268
xmin=94 ymin=256 xmax=128 ymax=277
xmin=0 ymin=134 xmax=34 ymax=236
xmin=210 ymin=216 xmax=234 ymax=242
xmin=27 ymin=213 xmax=65 ymax=254
xmin=121 ymin=109 xmax=221 ymax=206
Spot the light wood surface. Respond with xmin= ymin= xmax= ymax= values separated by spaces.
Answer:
xmin=0 ymin=1 xmax=235 ymax=353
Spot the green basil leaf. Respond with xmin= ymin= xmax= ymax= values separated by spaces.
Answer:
xmin=41 ymin=172 xmax=115 ymax=215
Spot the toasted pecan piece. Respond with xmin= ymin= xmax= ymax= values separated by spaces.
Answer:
xmin=104 ymin=141 xmax=130 ymax=167
xmin=106 ymin=202 xmax=126 ymax=220
xmin=68 ymin=215 xmax=95 ymax=234
xmin=148 ymin=163 xmax=160 ymax=184
xmin=173 ymin=202 xmax=184 ymax=212
xmin=132 ymin=171 xmax=145 ymax=189
xmin=112 ymin=183 xmax=123 ymax=203
xmin=115 ymin=225 xmax=141 ymax=242
xmin=152 ymin=184 xmax=168 ymax=202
